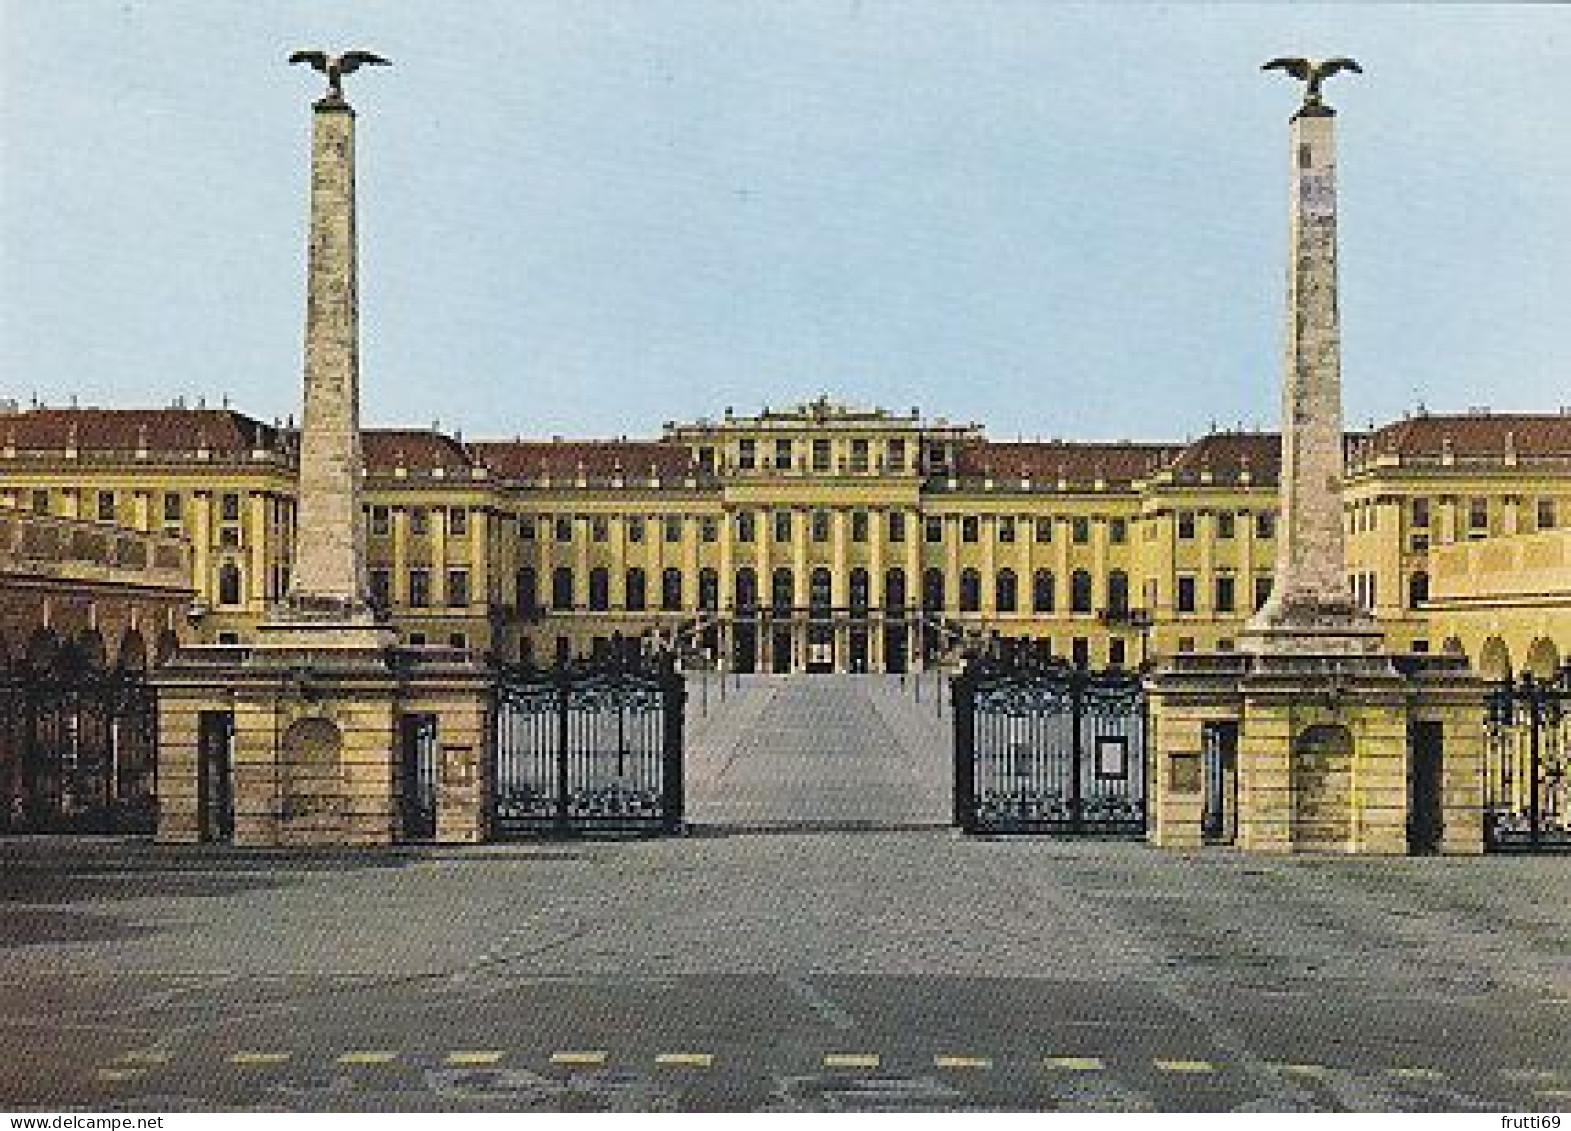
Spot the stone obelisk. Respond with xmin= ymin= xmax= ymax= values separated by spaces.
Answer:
xmin=268 ymin=62 xmax=389 ymax=648
xmin=1242 ymin=64 xmax=1379 ymax=656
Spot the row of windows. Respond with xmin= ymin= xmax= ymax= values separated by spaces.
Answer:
xmin=368 ymin=567 xmax=471 ymax=609
xmin=521 ymin=511 xmax=1142 ymax=546
xmin=1173 ymin=574 xmax=1273 ymax=614
xmin=29 ymin=487 xmax=250 ymax=524
xmin=1175 ymin=510 xmax=1275 ymax=540
xmin=719 ymin=436 xmax=909 ymax=474
xmin=1402 ymin=495 xmax=1558 ymax=534
xmin=368 ymin=505 xmax=469 ymax=538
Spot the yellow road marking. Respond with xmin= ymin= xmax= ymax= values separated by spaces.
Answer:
xmin=1388 ymin=1066 xmax=1444 ymax=1081
xmin=95 ymin=1067 xmax=145 ymax=1082
xmin=445 ymin=1051 xmax=505 ymax=1066
xmin=655 ymin=1052 xmax=715 ymax=1068
xmin=824 ymin=1053 xmax=881 ymax=1070
xmin=114 ymin=1050 xmax=171 ymax=1065
xmin=1155 ymin=1059 xmax=1216 ymax=1074
xmin=1276 ymin=1063 xmax=1329 ymax=1078
xmin=228 ymin=1052 xmax=291 ymax=1066
xmin=935 ymin=1054 xmax=992 ymax=1070
xmin=550 ymin=1050 xmax=609 ymax=1067
xmin=1045 ymin=1056 xmax=1105 ymax=1071
xmin=337 ymin=1051 xmax=399 ymax=1065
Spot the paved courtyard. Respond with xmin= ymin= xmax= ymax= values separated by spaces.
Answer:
xmin=2 ymin=676 xmax=1568 ymax=1112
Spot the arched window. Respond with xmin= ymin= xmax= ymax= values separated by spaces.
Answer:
xmin=884 ymin=567 xmax=907 ymax=611
xmin=661 ymin=567 xmax=683 ymax=611
xmin=1071 ymin=569 xmax=1093 ymax=613
xmin=625 ymin=567 xmax=647 ymax=612
xmin=810 ymin=568 xmax=832 ymax=615
xmin=552 ymin=566 xmax=574 ymax=610
xmin=772 ymin=567 xmax=794 ymax=613
xmin=218 ymin=562 xmax=243 ymax=606
xmin=735 ymin=567 xmax=758 ymax=611
xmin=922 ymin=568 xmax=945 ymax=612
xmin=996 ymin=569 xmax=1018 ymax=613
xmin=849 ymin=568 xmax=870 ymax=612
xmin=515 ymin=567 xmax=537 ymax=613
xmin=1107 ymin=569 xmax=1130 ymax=615
xmin=1408 ymin=571 xmax=1430 ymax=609
xmin=698 ymin=568 xmax=719 ymax=612
xmin=588 ymin=567 xmax=610 ymax=611
xmin=959 ymin=568 xmax=981 ymax=613
xmin=1033 ymin=569 xmax=1055 ymax=613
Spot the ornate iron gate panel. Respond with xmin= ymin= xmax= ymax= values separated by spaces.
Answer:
xmin=0 ymin=645 xmax=157 ymax=834
xmin=400 ymin=713 xmax=438 ymax=841
xmin=491 ymin=654 xmax=685 ymax=836
xmin=1485 ymin=669 xmax=1570 ymax=852
xmin=954 ymin=658 xmax=1147 ymax=836
xmin=1202 ymin=721 xmax=1238 ymax=845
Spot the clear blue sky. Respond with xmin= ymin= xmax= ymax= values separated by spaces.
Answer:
xmin=2 ymin=2 xmax=1566 ymax=441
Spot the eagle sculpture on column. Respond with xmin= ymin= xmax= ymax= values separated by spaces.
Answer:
xmin=289 ymin=50 xmax=392 ymax=101
xmin=1262 ymin=56 xmax=1362 ymax=106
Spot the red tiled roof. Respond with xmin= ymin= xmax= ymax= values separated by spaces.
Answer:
xmin=1368 ymin=413 xmax=1571 ymax=459
xmin=0 ymin=408 xmax=279 ymax=455
xmin=471 ymin=440 xmax=692 ymax=480
xmin=1166 ymin=432 xmax=1282 ymax=485
xmin=362 ymin=429 xmax=474 ymax=473
xmin=954 ymin=441 xmax=1178 ymax=485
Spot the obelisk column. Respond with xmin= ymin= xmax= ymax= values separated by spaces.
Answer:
xmin=1243 ymin=73 xmax=1377 ymax=655
xmin=284 ymin=91 xmax=372 ymax=619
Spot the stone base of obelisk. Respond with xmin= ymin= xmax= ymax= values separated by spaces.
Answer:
xmin=153 ymin=618 xmax=492 ymax=849
xmin=1146 ymin=649 xmax=1485 ymax=856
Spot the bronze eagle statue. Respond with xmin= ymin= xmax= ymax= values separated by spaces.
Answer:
xmin=1262 ymin=56 xmax=1362 ymax=106
xmin=288 ymin=50 xmax=391 ymax=101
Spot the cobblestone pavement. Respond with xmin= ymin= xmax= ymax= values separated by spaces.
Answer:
xmin=2 ymin=676 xmax=1568 ymax=1113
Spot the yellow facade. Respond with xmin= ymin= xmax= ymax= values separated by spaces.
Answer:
xmin=2 ymin=402 xmax=1567 ymax=676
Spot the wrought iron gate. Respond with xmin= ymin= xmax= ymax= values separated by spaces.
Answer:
xmin=1484 ymin=668 xmax=1569 ymax=852
xmin=400 ymin=713 xmax=438 ymax=841
xmin=0 ymin=643 xmax=157 ymax=834
xmin=953 ymin=656 xmax=1147 ymax=835
xmin=490 ymin=653 xmax=685 ymax=836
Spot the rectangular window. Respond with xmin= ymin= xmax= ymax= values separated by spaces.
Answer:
xmin=448 ymin=633 xmax=467 ymax=651
xmin=1035 ymin=517 xmax=1052 ymax=543
xmin=370 ymin=506 xmax=390 ymax=536
xmin=850 ymin=438 xmax=870 ymax=473
xmin=701 ymin=517 xmax=718 ymax=543
xmin=1109 ymin=517 xmax=1127 ymax=544
xmin=163 ymin=492 xmax=183 ymax=523
xmin=736 ymin=511 xmax=756 ymax=543
xmin=1216 ymin=512 xmax=1235 ymax=539
xmin=1177 ymin=511 xmax=1195 ymax=540
xmin=812 ymin=510 xmax=830 ymax=542
xmin=1254 ymin=575 xmax=1273 ymax=611
xmin=664 ymin=516 xmax=682 ymax=543
xmin=1109 ymin=639 xmax=1127 ymax=667
xmin=1215 ymin=575 xmax=1236 ymax=613
xmin=597 ymin=516 xmax=614 ymax=542
xmin=1072 ymin=516 xmax=1090 ymax=544
xmin=219 ymin=526 xmax=240 ymax=548
xmin=410 ymin=507 xmax=429 ymax=536
xmin=961 ymin=516 xmax=979 ymax=543
xmin=97 ymin=490 xmax=116 ymax=521
xmin=221 ymin=492 xmax=241 ymax=522
xmin=887 ymin=439 xmax=906 ymax=471
xmin=1177 ymin=636 xmax=1196 ymax=654
xmin=1256 ymin=512 xmax=1275 ymax=539
xmin=1177 ymin=575 xmax=1197 ymax=613
xmin=888 ymin=511 xmax=906 ymax=543
xmin=449 ymin=507 xmax=468 ymax=537
xmin=1537 ymin=498 xmax=1557 ymax=530
xmin=774 ymin=438 xmax=793 ymax=470
xmin=774 ymin=510 xmax=792 ymax=542
xmin=554 ymin=516 xmax=572 ymax=543
xmin=368 ymin=568 xmax=391 ymax=609
xmin=408 ymin=569 xmax=431 ymax=608
xmin=925 ymin=516 xmax=943 ymax=543
xmin=1411 ymin=534 xmax=1430 ymax=553
xmin=738 ymin=438 xmax=756 ymax=470
xmin=446 ymin=568 xmax=470 ymax=608
xmin=31 ymin=489 xmax=49 ymax=514
xmin=812 ymin=439 xmax=831 ymax=472
xmin=851 ymin=511 xmax=869 ymax=543
xmin=519 ymin=517 xmax=536 ymax=541
xmin=697 ymin=446 xmax=715 ymax=473
xmin=1468 ymin=497 xmax=1489 ymax=533
xmin=1411 ymin=497 xmax=1430 ymax=527
xmin=998 ymin=516 xmax=1016 ymax=544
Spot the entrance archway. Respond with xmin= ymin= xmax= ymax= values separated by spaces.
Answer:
xmin=1292 ymin=724 xmax=1353 ymax=848
xmin=280 ymin=716 xmax=344 ymax=834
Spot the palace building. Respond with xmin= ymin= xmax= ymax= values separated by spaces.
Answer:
xmin=1 ymin=398 xmax=1567 ymax=678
